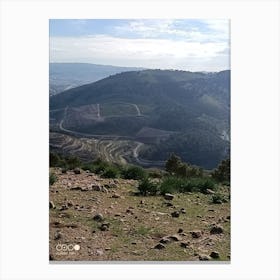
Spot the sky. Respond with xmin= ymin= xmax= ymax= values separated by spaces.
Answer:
xmin=49 ymin=19 xmax=230 ymax=72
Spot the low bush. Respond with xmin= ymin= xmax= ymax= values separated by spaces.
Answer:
xmin=159 ymin=176 xmax=185 ymax=194
xmin=138 ymin=178 xmax=158 ymax=196
xmin=49 ymin=172 xmax=57 ymax=186
xmin=101 ymin=166 xmax=120 ymax=178
xmin=211 ymin=193 xmax=228 ymax=204
xmin=159 ymin=177 xmax=216 ymax=194
xmin=121 ymin=165 xmax=147 ymax=180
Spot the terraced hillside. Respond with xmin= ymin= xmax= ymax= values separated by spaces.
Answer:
xmin=50 ymin=69 xmax=230 ymax=169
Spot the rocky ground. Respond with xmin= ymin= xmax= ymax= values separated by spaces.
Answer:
xmin=49 ymin=168 xmax=230 ymax=262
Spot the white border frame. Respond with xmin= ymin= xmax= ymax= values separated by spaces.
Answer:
xmin=1 ymin=0 xmax=279 ymax=280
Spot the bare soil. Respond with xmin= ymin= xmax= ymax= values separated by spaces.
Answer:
xmin=49 ymin=168 xmax=230 ymax=262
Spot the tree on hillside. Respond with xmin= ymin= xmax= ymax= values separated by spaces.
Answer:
xmin=165 ymin=154 xmax=182 ymax=174
xmin=211 ymin=158 xmax=230 ymax=183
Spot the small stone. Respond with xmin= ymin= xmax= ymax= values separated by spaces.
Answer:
xmin=171 ymin=211 xmax=180 ymax=218
xmin=205 ymin=188 xmax=215 ymax=194
xmin=180 ymin=208 xmax=186 ymax=214
xmin=112 ymin=193 xmax=121 ymax=198
xmin=210 ymin=225 xmax=224 ymax=234
xmin=96 ymin=249 xmax=104 ymax=256
xmin=140 ymin=200 xmax=145 ymax=204
xmin=169 ymin=234 xmax=182 ymax=241
xmin=61 ymin=168 xmax=67 ymax=174
xmin=92 ymin=184 xmax=102 ymax=191
xmin=164 ymin=193 xmax=174 ymax=201
xmin=180 ymin=241 xmax=190 ymax=248
xmin=199 ymin=254 xmax=211 ymax=261
xmin=154 ymin=243 xmax=166 ymax=250
xmin=60 ymin=204 xmax=68 ymax=211
xmin=66 ymin=201 xmax=73 ymax=207
xmin=191 ymin=230 xmax=202 ymax=238
xmin=178 ymin=228 xmax=184 ymax=234
xmin=160 ymin=237 xmax=171 ymax=244
xmin=100 ymin=223 xmax=110 ymax=231
xmin=49 ymin=201 xmax=55 ymax=209
xmin=210 ymin=251 xmax=220 ymax=259
xmin=164 ymin=202 xmax=173 ymax=207
xmin=73 ymin=168 xmax=81 ymax=174
xmin=93 ymin=213 xmax=104 ymax=222
xmin=54 ymin=231 xmax=62 ymax=240
xmin=70 ymin=186 xmax=82 ymax=191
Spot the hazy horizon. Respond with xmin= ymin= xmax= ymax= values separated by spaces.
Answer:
xmin=50 ymin=19 xmax=230 ymax=72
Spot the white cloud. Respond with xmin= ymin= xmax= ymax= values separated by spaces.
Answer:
xmin=50 ymin=35 xmax=229 ymax=71
xmin=115 ymin=19 xmax=229 ymax=43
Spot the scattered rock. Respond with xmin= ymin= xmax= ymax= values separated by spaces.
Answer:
xmin=180 ymin=208 xmax=186 ymax=214
xmin=108 ymin=183 xmax=118 ymax=188
xmin=49 ymin=201 xmax=55 ymax=209
xmin=66 ymin=201 xmax=73 ymax=207
xmin=164 ymin=193 xmax=174 ymax=201
xmin=126 ymin=208 xmax=134 ymax=214
xmin=210 ymin=225 xmax=224 ymax=234
xmin=70 ymin=186 xmax=82 ymax=191
xmin=180 ymin=241 xmax=190 ymax=248
xmin=171 ymin=211 xmax=180 ymax=218
xmin=100 ymin=222 xmax=110 ymax=231
xmin=210 ymin=251 xmax=220 ymax=259
xmin=159 ymin=237 xmax=172 ymax=244
xmin=205 ymin=188 xmax=215 ymax=194
xmin=59 ymin=204 xmax=68 ymax=211
xmin=112 ymin=193 xmax=121 ymax=198
xmin=54 ymin=231 xmax=62 ymax=240
xmin=154 ymin=243 xmax=166 ymax=250
xmin=169 ymin=234 xmax=182 ymax=241
xmin=199 ymin=254 xmax=211 ymax=261
xmin=73 ymin=168 xmax=81 ymax=174
xmin=191 ymin=230 xmax=202 ymax=238
xmin=164 ymin=202 xmax=173 ymax=207
xmin=96 ymin=249 xmax=104 ymax=256
xmin=178 ymin=228 xmax=184 ymax=234
xmin=93 ymin=213 xmax=104 ymax=222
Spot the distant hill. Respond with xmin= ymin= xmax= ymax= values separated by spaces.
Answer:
xmin=50 ymin=69 xmax=230 ymax=169
xmin=49 ymin=63 xmax=145 ymax=95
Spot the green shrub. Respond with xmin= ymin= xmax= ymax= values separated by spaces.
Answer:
xmin=138 ymin=178 xmax=158 ymax=196
xmin=121 ymin=165 xmax=147 ymax=180
xmin=66 ymin=156 xmax=81 ymax=169
xmin=159 ymin=176 xmax=185 ymax=194
xmin=211 ymin=194 xmax=223 ymax=204
xmin=49 ymin=172 xmax=57 ymax=186
xmin=81 ymin=162 xmax=95 ymax=172
xmin=188 ymin=178 xmax=216 ymax=193
xmin=101 ymin=166 xmax=119 ymax=178
xmin=159 ymin=177 xmax=216 ymax=194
